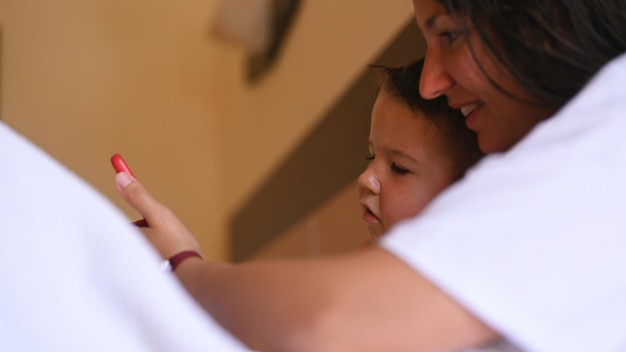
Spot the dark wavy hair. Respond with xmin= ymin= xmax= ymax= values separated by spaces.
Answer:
xmin=371 ymin=59 xmax=483 ymax=181
xmin=440 ymin=0 xmax=626 ymax=109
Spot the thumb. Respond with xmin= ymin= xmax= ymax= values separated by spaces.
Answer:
xmin=114 ymin=171 xmax=203 ymax=258
xmin=114 ymin=171 xmax=160 ymax=225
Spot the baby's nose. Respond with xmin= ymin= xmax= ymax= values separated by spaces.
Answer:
xmin=368 ymin=176 xmax=380 ymax=194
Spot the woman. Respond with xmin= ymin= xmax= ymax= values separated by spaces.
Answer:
xmin=115 ymin=0 xmax=626 ymax=351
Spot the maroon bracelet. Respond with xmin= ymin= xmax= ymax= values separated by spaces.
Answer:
xmin=161 ymin=250 xmax=202 ymax=272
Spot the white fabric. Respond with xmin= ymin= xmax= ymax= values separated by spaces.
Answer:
xmin=0 ymin=122 xmax=250 ymax=351
xmin=382 ymin=52 xmax=626 ymax=352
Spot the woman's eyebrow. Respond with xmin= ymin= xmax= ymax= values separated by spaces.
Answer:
xmin=424 ymin=15 xmax=438 ymax=31
xmin=424 ymin=13 xmax=445 ymax=32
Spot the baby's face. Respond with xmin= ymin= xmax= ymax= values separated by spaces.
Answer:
xmin=358 ymin=90 xmax=454 ymax=240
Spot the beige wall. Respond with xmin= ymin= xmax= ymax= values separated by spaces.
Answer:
xmin=0 ymin=0 xmax=414 ymax=260
xmin=252 ymin=181 xmax=370 ymax=260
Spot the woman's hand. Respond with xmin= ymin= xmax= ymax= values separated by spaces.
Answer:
xmin=114 ymin=171 xmax=203 ymax=260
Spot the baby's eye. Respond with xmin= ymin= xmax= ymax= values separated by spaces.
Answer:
xmin=365 ymin=154 xmax=375 ymax=161
xmin=391 ymin=163 xmax=409 ymax=175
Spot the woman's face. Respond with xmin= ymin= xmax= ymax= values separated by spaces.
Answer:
xmin=412 ymin=0 xmax=555 ymax=154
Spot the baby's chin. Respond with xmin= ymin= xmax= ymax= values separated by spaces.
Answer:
xmin=367 ymin=225 xmax=386 ymax=242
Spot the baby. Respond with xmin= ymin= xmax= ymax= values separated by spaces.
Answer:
xmin=359 ymin=59 xmax=483 ymax=241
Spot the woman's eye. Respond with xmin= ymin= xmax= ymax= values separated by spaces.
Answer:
xmin=391 ymin=163 xmax=409 ymax=175
xmin=439 ymin=30 xmax=461 ymax=44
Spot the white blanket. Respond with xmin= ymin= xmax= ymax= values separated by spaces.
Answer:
xmin=0 ymin=121 xmax=250 ymax=351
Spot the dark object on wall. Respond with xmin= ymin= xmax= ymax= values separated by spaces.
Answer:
xmin=230 ymin=19 xmax=426 ymax=261
xmin=247 ymin=0 xmax=301 ymax=83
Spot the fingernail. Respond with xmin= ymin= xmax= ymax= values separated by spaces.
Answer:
xmin=116 ymin=171 xmax=133 ymax=188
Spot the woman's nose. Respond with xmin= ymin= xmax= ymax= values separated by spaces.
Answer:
xmin=358 ymin=168 xmax=380 ymax=195
xmin=419 ymin=52 xmax=455 ymax=100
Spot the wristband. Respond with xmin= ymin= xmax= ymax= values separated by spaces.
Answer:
xmin=160 ymin=250 xmax=202 ymax=272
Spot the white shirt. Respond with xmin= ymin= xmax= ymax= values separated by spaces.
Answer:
xmin=382 ymin=53 xmax=626 ymax=352
xmin=0 ymin=122 xmax=250 ymax=351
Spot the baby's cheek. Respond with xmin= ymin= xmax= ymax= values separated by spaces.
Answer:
xmin=382 ymin=204 xmax=409 ymax=230
xmin=388 ymin=198 xmax=429 ymax=226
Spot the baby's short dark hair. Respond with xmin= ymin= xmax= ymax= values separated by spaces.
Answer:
xmin=371 ymin=58 xmax=483 ymax=181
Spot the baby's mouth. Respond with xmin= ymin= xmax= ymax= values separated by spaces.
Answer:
xmin=361 ymin=204 xmax=381 ymax=224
